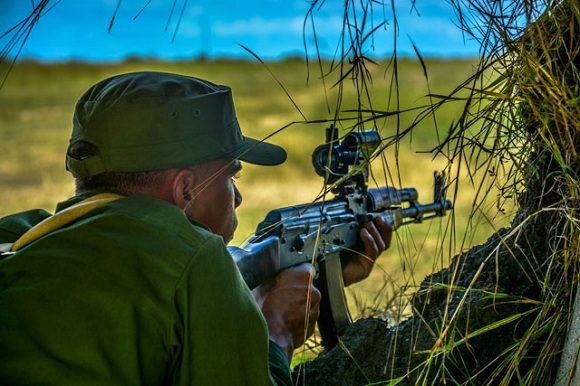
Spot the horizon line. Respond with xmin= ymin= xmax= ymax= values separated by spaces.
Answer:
xmin=12 ymin=52 xmax=480 ymax=65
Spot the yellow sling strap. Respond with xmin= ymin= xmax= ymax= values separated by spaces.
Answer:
xmin=7 ymin=193 xmax=123 ymax=253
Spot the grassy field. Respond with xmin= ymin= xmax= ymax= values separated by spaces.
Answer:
xmin=0 ymin=58 xmax=514 ymax=320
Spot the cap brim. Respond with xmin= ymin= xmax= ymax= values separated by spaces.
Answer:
xmin=230 ymin=137 xmax=287 ymax=166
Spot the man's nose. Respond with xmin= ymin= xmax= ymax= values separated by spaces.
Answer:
xmin=234 ymin=185 xmax=243 ymax=208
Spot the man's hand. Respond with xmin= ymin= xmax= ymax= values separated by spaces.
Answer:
xmin=341 ymin=216 xmax=393 ymax=286
xmin=252 ymin=263 xmax=321 ymax=360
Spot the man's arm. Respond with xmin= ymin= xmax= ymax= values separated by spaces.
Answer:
xmin=170 ymin=236 xmax=289 ymax=386
xmin=268 ymin=340 xmax=293 ymax=385
xmin=0 ymin=209 xmax=51 ymax=244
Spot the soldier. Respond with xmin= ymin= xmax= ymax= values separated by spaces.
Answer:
xmin=0 ymin=71 xmax=391 ymax=385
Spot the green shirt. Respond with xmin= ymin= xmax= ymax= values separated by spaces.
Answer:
xmin=0 ymin=195 xmax=291 ymax=385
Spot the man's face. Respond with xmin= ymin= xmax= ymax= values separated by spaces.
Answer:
xmin=185 ymin=159 xmax=243 ymax=244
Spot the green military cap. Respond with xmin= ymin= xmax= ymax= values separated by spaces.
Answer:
xmin=66 ymin=71 xmax=286 ymax=178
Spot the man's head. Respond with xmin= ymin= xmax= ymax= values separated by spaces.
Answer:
xmin=68 ymin=71 xmax=286 ymax=242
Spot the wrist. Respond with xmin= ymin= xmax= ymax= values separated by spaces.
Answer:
xmin=342 ymin=263 xmax=368 ymax=287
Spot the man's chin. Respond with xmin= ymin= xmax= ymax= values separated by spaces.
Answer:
xmin=226 ymin=219 xmax=238 ymax=245
xmin=223 ymin=229 xmax=236 ymax=245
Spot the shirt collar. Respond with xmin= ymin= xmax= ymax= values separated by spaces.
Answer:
xmin=54 ymin=191 xmax=211 ymax=232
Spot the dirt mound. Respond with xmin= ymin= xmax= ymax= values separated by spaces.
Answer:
xmin=295 ymin=2 xmax=577 ymax=384
xmin=295 ymin=216 xmax=558 ymax=385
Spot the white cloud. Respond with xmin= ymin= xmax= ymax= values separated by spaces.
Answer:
xmin=212 ymin=15 xmax=343 ymax=38
xmin=400 ymin=15 xmax=464 ymax=39
xmin=212 ymin=16 xmax=303 ymax=37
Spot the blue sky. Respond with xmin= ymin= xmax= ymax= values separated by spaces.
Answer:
xmin=2 ymin=0 xmax=480 ymax=61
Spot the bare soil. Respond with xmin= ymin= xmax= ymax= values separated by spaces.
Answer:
xmin=295 ymin=208 xmax=561 ymax=385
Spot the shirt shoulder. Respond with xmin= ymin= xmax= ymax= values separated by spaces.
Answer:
xmin=0 ymin=209 xmax=51 ymax=243
xmin=79 ymin=195 xmax=219 ymax=251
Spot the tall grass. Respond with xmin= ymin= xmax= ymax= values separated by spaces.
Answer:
xmin=297 ymin=0 xmax=578 ymax=384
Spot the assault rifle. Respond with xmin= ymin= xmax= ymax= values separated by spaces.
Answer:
xmin=228 ymin=125 xmax=452 ymax=348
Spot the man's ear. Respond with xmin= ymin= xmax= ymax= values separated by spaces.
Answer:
xmin=171 ymin=169 xmax=196 ymax=210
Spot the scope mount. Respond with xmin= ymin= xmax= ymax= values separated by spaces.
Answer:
xmin=311 ymin=125 xmax=381 ymax=195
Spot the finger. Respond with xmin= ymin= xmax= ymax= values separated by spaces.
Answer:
xmin=310 ymin=285 xmax=322 ymax=304
xmin=295 ymin=262 xmax=316 ymax=277
xmin=307 ymin=300 xmax=320 ymax=326
xmin=365 ymin=221 xmax=386 ymax=252
xmin=360 ymin=227 xmax=379 ymax=260
xmin=307 ymin=308 xmax=320 ymax=333
xmin=304 ymin=290 xmax=321 ymax=343
xmin=373 ymin=216 xmax=393 ymax=249
xmin=308 ymin=295 xmax=320 ymax=318
xmin=281 ymin=263 xmax=315 ymax=284
xmin=306 ymin=316 xmax=318 ymax=341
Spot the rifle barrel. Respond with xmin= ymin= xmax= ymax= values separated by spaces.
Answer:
xmin=367 ymin=186 xmax=419 ymax=210
xmin=400 ymin=200 xmax=453 ymax=220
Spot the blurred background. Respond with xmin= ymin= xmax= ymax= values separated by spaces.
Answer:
xmin=0 ymin=0 xmax=514 ymax=334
